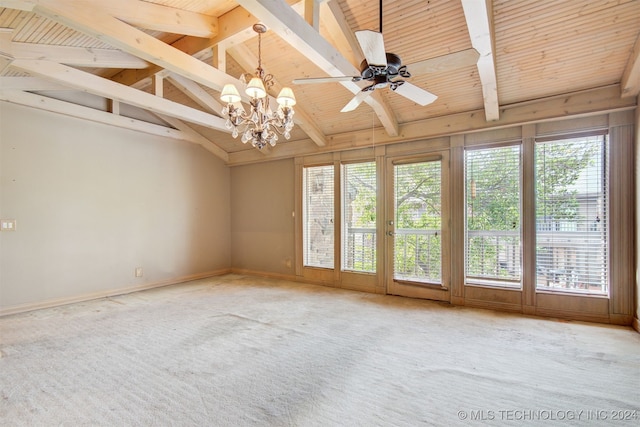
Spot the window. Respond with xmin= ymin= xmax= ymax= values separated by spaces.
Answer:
xmin=535 ymin=135 xmax=608 ymax=294
xmin=465 ymin=145 xmax=522 ymax=287
xmin=303 ymin=165 xmax=334 ymax=268
xmin=342 ymin=162 xmax=376 ymax=273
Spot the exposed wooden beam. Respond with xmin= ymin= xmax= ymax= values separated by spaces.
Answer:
xmin=27 ymin=0 xmax=240 ymax=91
xmin=0 ymin=89 xmax=203 ymax=143
xmin=0 ymin=1 xmax=33 ymax=11
xmin=156 ymin=114 xmax=229 ymax=162
xmin=304 ymin=0 xmax=319 ymax=30
xmin=23 ymin=0 xmax=323 ymax=148
xmin=107 ymin=1 xmax=298 ymax=86
xmin=163 ymin=72 xmax=224 ymax=115
xmin=10 ymin=59 xmax=229 ymax=132
xmin=108 ymin=99 xmax=119 ymax=115
xmin=461 ymin=0 xmax=499 ymax=121
xmin=321 ymin=0 xmax=360 ymax=66
xmin=110 ymin=5 xmax=258 ymax=88
xmin=227 ymin=44 xmax=326 ymax=147
xmin=621 ymin=32 xmax=640 ymax=98
xmin=0 ymin=76 xmax=68 ymax=90
xmin=0 ymin=1 xmax=218 ymax=37
xmin=153 ymin=74 xmax=164 ymax=97
xmin=0 ymin=31 xmax=148 ymax=69
xmin=0 ymin=56 xmax=12 ymax=74
xmin=236 ymin=0 xmax=399 ymax=137
xmin=94 ymin=0 xmax=218 ymax=38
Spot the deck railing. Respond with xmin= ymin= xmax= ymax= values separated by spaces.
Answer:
xmin=343 ymin=227 xmax=606 ymax=291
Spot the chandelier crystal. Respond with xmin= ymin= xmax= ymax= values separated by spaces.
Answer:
xmin=220 ymin=23 xmax=296 ymax=150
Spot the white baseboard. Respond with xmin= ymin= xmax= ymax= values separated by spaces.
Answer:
xmin=0 ymin=269 xmax=231 ymax=317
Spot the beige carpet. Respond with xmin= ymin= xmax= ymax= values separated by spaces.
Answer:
xmin=1 ymin=274 xmax=639 ymax=426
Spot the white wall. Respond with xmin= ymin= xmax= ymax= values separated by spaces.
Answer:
xmin=0 ymin=102 xmax=231 ymax=311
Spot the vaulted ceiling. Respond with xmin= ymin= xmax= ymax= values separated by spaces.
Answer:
xmin=0 ymin=0 xmax=638 ymax=165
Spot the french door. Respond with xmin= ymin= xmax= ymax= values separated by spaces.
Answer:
xmin=385 ymin=153 xmax=450 ymax=301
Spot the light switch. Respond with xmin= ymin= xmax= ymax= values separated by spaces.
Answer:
xmin=0 ymin=219 xmax=16 ymax=231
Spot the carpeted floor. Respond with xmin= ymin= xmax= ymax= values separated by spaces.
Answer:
xmin=1 ymin=274 xmax=639 ymax=426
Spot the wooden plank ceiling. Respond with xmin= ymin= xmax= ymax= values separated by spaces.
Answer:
xmin=0 ymin=0 xmax=638 ymax=165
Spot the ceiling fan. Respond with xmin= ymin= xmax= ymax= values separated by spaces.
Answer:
xmin=292 ymin=0 xmax=480 ymax=112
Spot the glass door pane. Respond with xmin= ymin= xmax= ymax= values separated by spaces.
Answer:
xmin=393 ymin=160 xmax=442 ymax=284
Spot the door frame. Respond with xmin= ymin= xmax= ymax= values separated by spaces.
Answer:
xmin=385 ymin=151 xmax=451 ymax=301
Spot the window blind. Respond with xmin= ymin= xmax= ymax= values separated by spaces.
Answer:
xmin=535 ymin=135 xmax=608 ymax=294
xmin=342 ymin=162 xmax=377 ymax=273
xmin=465 ymin=145 xmax=522 ymax=286
xmin=303 ymin=165 xmax=334 ymax=268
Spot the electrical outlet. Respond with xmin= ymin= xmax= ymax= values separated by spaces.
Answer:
xmin=1 ymin=219 xmax=16 ymax=231
xmin=135 ymin=267 xmax=143 ymax=277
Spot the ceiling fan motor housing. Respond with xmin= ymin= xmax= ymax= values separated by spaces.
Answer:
xmin=359 ymin=52 xmax=403 ymax=79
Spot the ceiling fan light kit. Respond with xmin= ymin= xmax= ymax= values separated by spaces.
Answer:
xmin=220 ymin=23 xmax=296 ymax=150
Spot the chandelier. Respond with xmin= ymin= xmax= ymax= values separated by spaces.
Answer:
xmin=220 ymin=23 xmax=296 ymax=150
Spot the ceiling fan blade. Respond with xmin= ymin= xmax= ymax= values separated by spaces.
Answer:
xmin=293 ymin=76 xmax=360 ymax=85
xmin=408 ymin=48 xmax=480 ymax=75
xmin=341 ymin=90 xmax=372 ymax=112
xmin=393 ymin=82 xmax=438 ymax=106
xmin=355 ymin=30 xmax=387 ymax=67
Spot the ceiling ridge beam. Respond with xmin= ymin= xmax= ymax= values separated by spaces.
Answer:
xmin=235 ymin=0 xmax=399 ymax=137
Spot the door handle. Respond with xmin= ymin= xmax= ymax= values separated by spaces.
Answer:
xmin=387 ymin=231 xmax=394 ymax=236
